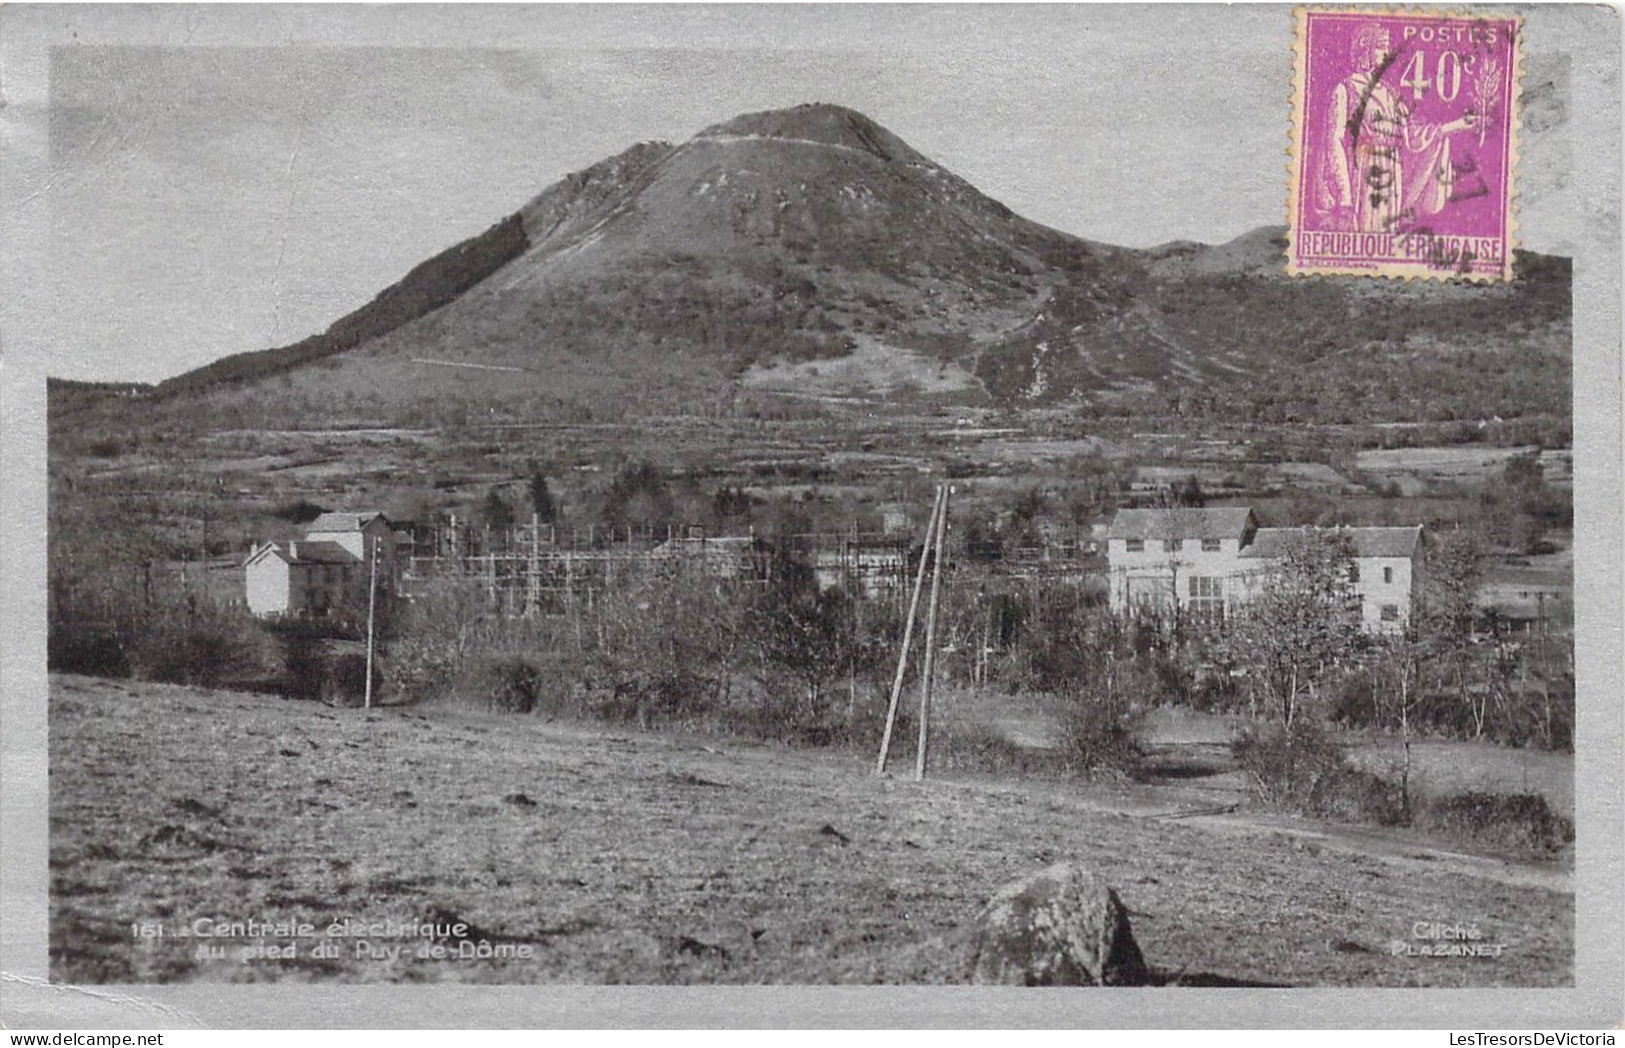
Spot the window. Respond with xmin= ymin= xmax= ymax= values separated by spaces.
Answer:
xmin=1201 ymin=538 xmax=1221 ymax=552
xmin=1162 ymin=539 xmax=1178 ymax=553
xmin=1189 ymin=576 xmax=1223 ymax=599
xmin=1380 ymin=604 xmax=1400 ymax=622
xmin=1125 ymin=539 xmax=1144 ymax=553
xmin=1383 ymin=566 xmax=1394 ymax=584
xmin=1348 ymin=563 xmax=1361 ymax=584
xmin=1187 ymin=576 xmax=1225 ymax=622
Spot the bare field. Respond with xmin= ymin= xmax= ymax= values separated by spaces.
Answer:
xmin=49 ymin=675 xmax=1572 ymax=986
xmin=1355 ymin=445 xmax=1573 ymax=486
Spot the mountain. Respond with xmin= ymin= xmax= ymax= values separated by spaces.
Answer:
xmin=138 ymin=103 xmax=1569 ymax=429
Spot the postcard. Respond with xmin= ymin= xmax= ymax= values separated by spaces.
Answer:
xmin=1 ymin=3 xmax=1619 ymax=1029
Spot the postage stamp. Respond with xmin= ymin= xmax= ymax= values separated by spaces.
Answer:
xmin=1287 ymin=7 xmax=1523 ymax=281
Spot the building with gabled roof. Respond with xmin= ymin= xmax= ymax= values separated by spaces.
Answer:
xmin=1105 ymin=507 xmax=1259 ymax=619
xmin=1106 ymin=507 xmax=1423 ymax=633
xmin=245 ymin=510 xmax=401 ymax=619
xmin=245 ymin=540 xmax=362 ymax=618
xmin=1238 ymin=525 xmax=1423 ymax=631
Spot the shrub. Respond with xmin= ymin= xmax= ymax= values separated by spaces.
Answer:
xmin=48 ymin=624 xmax=131 ymax=678
xmin=1416 ymin=791 xmax=1574 ymax=858
xmin=1057 ymin=699 xmax=1144 ymax=780
xmin=1232 ymin=720 xmax=1405 ymax=826
xmin=584 ymin=668 xmax=721 ymax=729
xmin=125 ymin=602 xmax=276 ymax=688
xmin=325 ymin=652 xmax=380 ymax=705
xmin=937 ymin=722 xmax=1065 ymax=777
xmin=454 ymin=655 xmax=544 ymax=714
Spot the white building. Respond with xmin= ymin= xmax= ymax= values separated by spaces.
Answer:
xmin=1106 ymin=507 xmax=1258 ymax=619
xmin=244 ymin=540 xmax=361 ymax=618
xmin=245 ymin=510 xmax=401 ymax=619
xmin=1105 ymin=507 xmax=1422 ymax=633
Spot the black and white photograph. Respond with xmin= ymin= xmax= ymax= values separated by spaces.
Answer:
xmin=1 ymin=2 xmax=1620 ymax=1029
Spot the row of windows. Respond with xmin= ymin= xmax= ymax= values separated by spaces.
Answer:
xmin=1119 ymin=544 xmax=1399 ymax=587
xmin=1123 ymin=538 xmax=1223 ymax=553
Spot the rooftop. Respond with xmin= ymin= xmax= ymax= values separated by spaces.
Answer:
xmin=1108 ymin=507 xmax=1255 ymax=541
xmin=245 ymin=540 xmax=361 ymax=567
xmin=1239 ymin=526 xmax=1423 ymax=560
xmin=306 ymin=511 xmax=388 ymax=534
xmin=291 ymin=540 xmax=363 ymax=565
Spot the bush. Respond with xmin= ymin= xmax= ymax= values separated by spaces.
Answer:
xmin=1232 ymin=720 xmax=1405 ymax=826
xmin=1416 ymin=791 xmax=1574 ymax=858
xmin=583 ymin=667 xmax=721 ymax=729
xmin=326 ymin=653 xmax=381 ymax=705
xmin=937 ymin=722 xmax=1066 ymax=777
xmin=1057 ymin=699 xmax=1144 ymax=780
xmin=454 ymin=655 xmax=545 ymax=714
xmin=48 ymin=624 xmax=131 ymax=678
xmin=125 ymin=602 xmax=276 ymax=688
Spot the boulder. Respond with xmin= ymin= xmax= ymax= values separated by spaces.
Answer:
xmin=967 ymin=862 xmax=1149 ymax=986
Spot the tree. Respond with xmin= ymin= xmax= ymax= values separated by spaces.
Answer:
xmin=1424 ymin=529 xmax=1488 ymax=737
xmin=749 ymin=541 xmax=852 ymax=726
xmin=601 ymin=461 xmax=673 ymax=533
xmin=1223 ymin=529 xmax=1362 ymax=729
xmin=1370 ymin=623 xmax=1430 ymax=820
xmin=528 ymin=471 xmax=557 ymax=524
xmin=712 ymin=485 xmax=753 ymax=525
xmin=480 ymin=487 xmax=515 ymax=533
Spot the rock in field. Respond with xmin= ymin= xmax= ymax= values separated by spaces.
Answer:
xmin=967 ymin=862 xmax=1149 ymax=986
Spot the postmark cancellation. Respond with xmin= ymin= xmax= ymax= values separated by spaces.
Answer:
xmin=1287 ymin=7 xmax=1523 ymax=281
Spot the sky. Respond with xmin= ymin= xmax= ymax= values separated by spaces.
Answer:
xmin=9 ymin=4 xmax=1598 ymax=382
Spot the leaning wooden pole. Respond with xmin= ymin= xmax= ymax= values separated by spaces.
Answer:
xmin=364 ymin=540 xmax=379 ymax=710
xmin=876 ymin=484 xmax=944 ymax=775
xmin=915 ymin=484 xmax=951 ymax=781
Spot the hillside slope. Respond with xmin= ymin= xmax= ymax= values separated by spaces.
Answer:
xmin=110 ymin=102 xmax=1567 ymax=430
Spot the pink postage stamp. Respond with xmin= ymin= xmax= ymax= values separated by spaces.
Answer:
xmin=1287 ymin=8 xmax=1522 ymax=281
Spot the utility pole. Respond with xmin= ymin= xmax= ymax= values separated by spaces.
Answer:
xmin=528 ymin=512 xmax=540 ymax=618
xmin=364 ymin=538 xmax=379 ymax=710
xmin=877 ymin=484 xmax=944 ymax=776
xmin=916 ymin=484 xmax=951 ymax=781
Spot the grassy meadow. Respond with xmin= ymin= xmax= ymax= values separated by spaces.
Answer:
xmin=49 ymin=675 xmax=1572 ymax=986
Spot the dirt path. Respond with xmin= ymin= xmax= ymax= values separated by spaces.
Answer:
xmin=962 ymin=703 xmax=1573 ymax=893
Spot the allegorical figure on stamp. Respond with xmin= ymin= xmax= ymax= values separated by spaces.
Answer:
xmin=1316 ymin=23 xmax=1479 ymax=233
